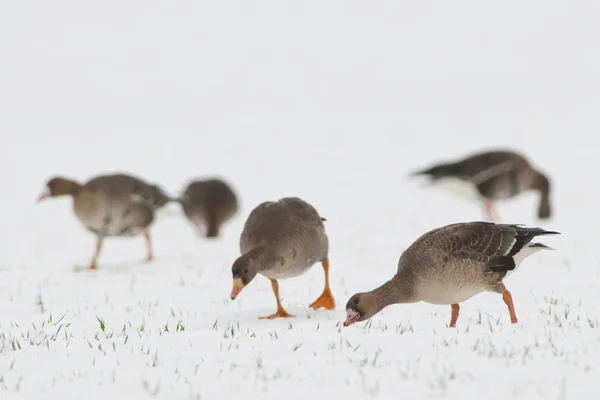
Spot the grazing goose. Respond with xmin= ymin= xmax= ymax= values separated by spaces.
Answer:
xmin=411 ymin=150 xmax=552 ymax=221
xmin=343 ymin=221 xmax=559 ymax=328
xmin=36 ymin=173 xmax=173 ymax=269
xmin=178 ymin=178 xmax=239 ymax=238
xmin=229 ymin=197 xmax=334 ymax=319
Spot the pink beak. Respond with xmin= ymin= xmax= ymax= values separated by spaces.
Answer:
xmin=343 ymin=308 xmax=361 ymax=327
xmin=36 ymin=193 xmax=49 ymax=202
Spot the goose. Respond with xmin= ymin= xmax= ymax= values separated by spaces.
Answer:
xmin=177 ymin=178 xmax=239 ymax=238
xmin=411 ymin=150 xmax=552 ymax=221
xmin=36 ymin=173 xmax=173 ymax=269
xmin=343 ymin=221 xmax=559 ymax=327
xmin=229 ymin=197 xmax=334 ymax=319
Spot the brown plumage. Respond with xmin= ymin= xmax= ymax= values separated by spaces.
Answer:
xmin=178 ymin=179 xmax=239 ymax=238
xmin=229 ymin=197 xmax=334 ymax=319
xmin=411 ymin=150 xmax=552 ymax=221
xmin=344 ymin=221 xmax=559 ymax=328
xmin=36 ymin=173 xmax=173 ymax=269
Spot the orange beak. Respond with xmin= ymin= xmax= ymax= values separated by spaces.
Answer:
xmin=230 ymin=278 xmax=245 ymax=300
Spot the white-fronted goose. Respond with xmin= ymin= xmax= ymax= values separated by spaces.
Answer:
xmin=411 ymin=150 xmax=552 ymax=221
xmin=343 ymin=221 xmax=559 ymax=328
xmin=36 ymin=173 xmax=173 ymax=269
xmin=178 ymin=178 xmax=239 ymax=238
xmin=229 ymin=197 xmax=334 ymax=319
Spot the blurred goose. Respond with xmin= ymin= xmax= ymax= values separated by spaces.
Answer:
xmin=411 ymin=150 xmax=552 ymax=221
xmin=229 ymin=197 xmax=334 ymax=319
xmin=178 ymin=178 xmax=239 ymax=238
xmin=36 ymin=173 xmax=173 ymax=269
xmin=343 ymin=221 xmax=559 ymax=328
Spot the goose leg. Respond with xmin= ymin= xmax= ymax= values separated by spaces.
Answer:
xmin=89 ymin=237 xmax=103 ymax=270
xmin=483 ymin=200 xmax=499 ymax=221
xmin=259 ymin=279 xmax=295 ymax=319
xmin=502 ymin=289 xmax=518 ymax=324
xmin=144 ymin=230 xmax=153 ymax=262
xmin=309 ymin=259 xmax=336 ymax=310
xmin=449 ymin=303 xmax=460 ymax=327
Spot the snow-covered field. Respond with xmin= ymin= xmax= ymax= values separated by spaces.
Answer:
xmin=2 ymin=1 xmax=600 ymax=399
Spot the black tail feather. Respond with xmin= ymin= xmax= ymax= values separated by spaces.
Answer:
xmin=206 ymin=225 xmax=219 ymax=238
xmin=529 ymin=243 xmax=554 ymax=249
xmin=409 ymin=162 xmax=460 ymax=180
xmin=206 ymin=213 xmax=220 ymax=238
xmin=535 ymin=230 xmax=560 ymax=236
xmin=508 ymin=227 xmax=560 ymax=257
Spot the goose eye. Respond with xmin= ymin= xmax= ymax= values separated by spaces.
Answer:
xmin=244 ymin=269 xmax=248 ymax=274
xmin=353 ymin=298 xmax=359 ymax=306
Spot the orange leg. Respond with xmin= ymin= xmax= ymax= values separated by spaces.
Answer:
xmin=483 ymin=200 xmax=500 ymax=222
xmin=259 ymin=279 xmax=295 ymax=319
xmin=144 ymin=230 xmax=153 ymax=262
xmin=309 ymin=259 xmax=335 ymax=310
xmin=502 ymin=289 xmax=518 ymax=324
xmin=449 ymin=303 xmax=460 ymax=327
xmin=89 ymin=237 xmax=103 ymax=270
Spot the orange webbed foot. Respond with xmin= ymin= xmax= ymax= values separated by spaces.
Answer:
xmin=259 ymin=309 xmax=295 ymax=319
xmin=309 ymin=288 xmax=335 ymax=310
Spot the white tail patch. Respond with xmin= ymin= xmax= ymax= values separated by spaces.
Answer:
xmin=426 ymin=177 xmax=483 ymax=203
xmin=194 ymin=224 xmax=209 ymax=239
xmin=183 ymin=214 xmax=208 ymax=238
xmin=154 ymin=204 xmax=183 ymax=223
xmin=505 ymin=243 xmax=552 ymax=278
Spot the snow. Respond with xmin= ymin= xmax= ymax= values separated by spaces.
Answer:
xmin=1 ymin=1 xmax=599 ymax=399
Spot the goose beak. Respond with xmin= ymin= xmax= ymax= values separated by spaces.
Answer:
xmin=230 ymin=278 xmax=245 ymax=300
xmin=36 ymin=193 xmax=48 ymax=202
xmin=36 ymin=188 xmax=50 ymax=202
xmin=343 ymin=308 xmax=361 ymax=327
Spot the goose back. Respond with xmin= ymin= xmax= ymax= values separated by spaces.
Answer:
xmin=415 ymin=151 xmax=535 ymax=200
xmin=73 ymin=187 xmax=154 ymax=237
xmin=240 ymin=197 xmax=328 ymax=279
xmin=398 ymin=221 xmax=558 ymax=304
xmin=86 ymin=173 xmax=171 ymax=209
xmin=180 ymin=179 xmax=239 ymax=237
